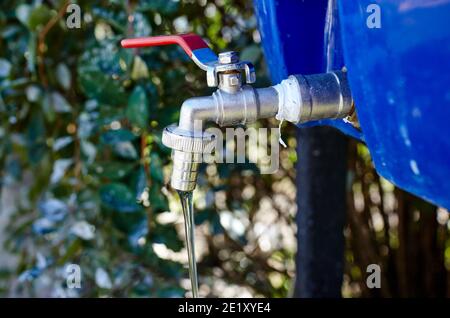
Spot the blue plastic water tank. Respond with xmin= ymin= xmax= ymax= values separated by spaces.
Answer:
xmin=254 ymin=0 xmax=450 ymax=209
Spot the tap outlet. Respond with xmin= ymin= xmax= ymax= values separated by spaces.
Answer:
xmin=162 ymin=125 xmax=215 ymax=191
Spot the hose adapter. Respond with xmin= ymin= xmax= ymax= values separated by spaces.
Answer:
xmin=162 ymin=125 xmax=215 ymax=191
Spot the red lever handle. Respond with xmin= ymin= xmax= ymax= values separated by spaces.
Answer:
xmin=121 ymin=33 xmax=208 ymax=57
xmin=121 ymin=33 xmax=217 ymax=70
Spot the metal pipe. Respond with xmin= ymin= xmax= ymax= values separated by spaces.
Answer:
xmin=178 ymin=86 xmax=279 ymax=131
xmin=255 ymin=87 xmax=279 ymax=118
xmin=273 ymin=71 xmax=353 ymax=123
xmin=179 ymin=96 xmax=216 ymax=131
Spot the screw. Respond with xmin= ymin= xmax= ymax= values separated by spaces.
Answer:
xmin=228 ymin=74 xmax=240 ymax=86
xmin=218 ymin=51 xmax=239 ymax=64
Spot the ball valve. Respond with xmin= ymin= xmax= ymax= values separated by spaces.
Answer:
xmin=121 ymin=33 xmax=354 ymax=192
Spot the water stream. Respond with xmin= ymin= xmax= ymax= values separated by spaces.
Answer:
xmin=177 ymin=190 xmax=199 ymax=298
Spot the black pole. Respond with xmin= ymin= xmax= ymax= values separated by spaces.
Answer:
xmin=294 ymin=126 xmax=348 ymax=297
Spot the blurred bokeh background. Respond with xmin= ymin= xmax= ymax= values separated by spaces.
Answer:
xmin=0 ymin=0 xmax=449 ymax=298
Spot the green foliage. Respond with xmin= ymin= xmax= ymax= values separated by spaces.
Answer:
xmin=126 ymin=86 xmax=149 ymax=129
xmin=0 ymin=0 xmax=294 ymax=297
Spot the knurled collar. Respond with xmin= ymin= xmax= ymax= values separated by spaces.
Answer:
xmin=162 ymin=124 xmax=216 ymax=153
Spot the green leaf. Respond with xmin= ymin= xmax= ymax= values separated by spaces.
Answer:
xmin=15 ymin=4 xmax=31 ymax=26
xmin=149 ymin=185 xmax=168 ymax=213
xmin=0 ymin=59 xmax=12 ymax=78
xmin=26 ymin=112 xmax=46 ymax=164
xmin=50 ymin=158 xmax=73 ymax=184
xmin=150 ymin=153 xmax=164 ymax=183
xmin=100 ymin=129 xmax=136 ymax=144
xmin=128 ymin=217 xmax=149 ymax=249
xmin=112 ymin=209 xmax=146 ymax=235
xmin=100 ymin=182 xmax=142 ymax=213
xmin=113 ymin=141 xmax=138 ymax=160
xmin=26 ymin=33 xmax=36 ymax=73
xmin=81 ymin=140 xmax=97 ymax=163
xmin=130 ymin=56 xmax=149 ymax=80
xmin=57 ymin=239 xmax=82 ymax=266
xmin=194 ymin=209 xmax=213 ymax=226
xmin=100 ymin=130 xmax=138 ymax=160
xmin=56 ymin=63 xmax=71 ymax=90
xmin=41 ymin=91 xmax=71 ymax=123
xmin=49 ymin=92 xmax=71 ymax=113
xmin=78 ymin=111 xmax=98 ymax=139
xmin=78 ymin=68 xmax=127 ymax=106
xmin=126 ymin=86 xmax=149 ymax=129
xmin=156 ymin=287 xmax=185 ymax=298
xmin=133 ymin=166 xmax=147 ymax=201
xmin=26 ymin=85 xmax=42 ymax=102
xmin=78 ymin=43 xmax=130 ymax=106
xmin=28 ymin=5 xmax=53 ymax=31
xmin=91 ymin=162 xmax=135 ymax=180
xmin=42 ymin=93 xmax=55 ymax=122
xmin=53 ymin=136 xmax=73 ymax=151
xmin=152 ymin=224 xmax=183 ymax=252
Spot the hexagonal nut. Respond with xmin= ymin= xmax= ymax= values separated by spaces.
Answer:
xmin=218 ymin=51 xmax=239 ymax=64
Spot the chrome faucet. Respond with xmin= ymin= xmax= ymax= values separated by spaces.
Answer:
xmin=121 ymin=33 xmax=354 ymax=192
